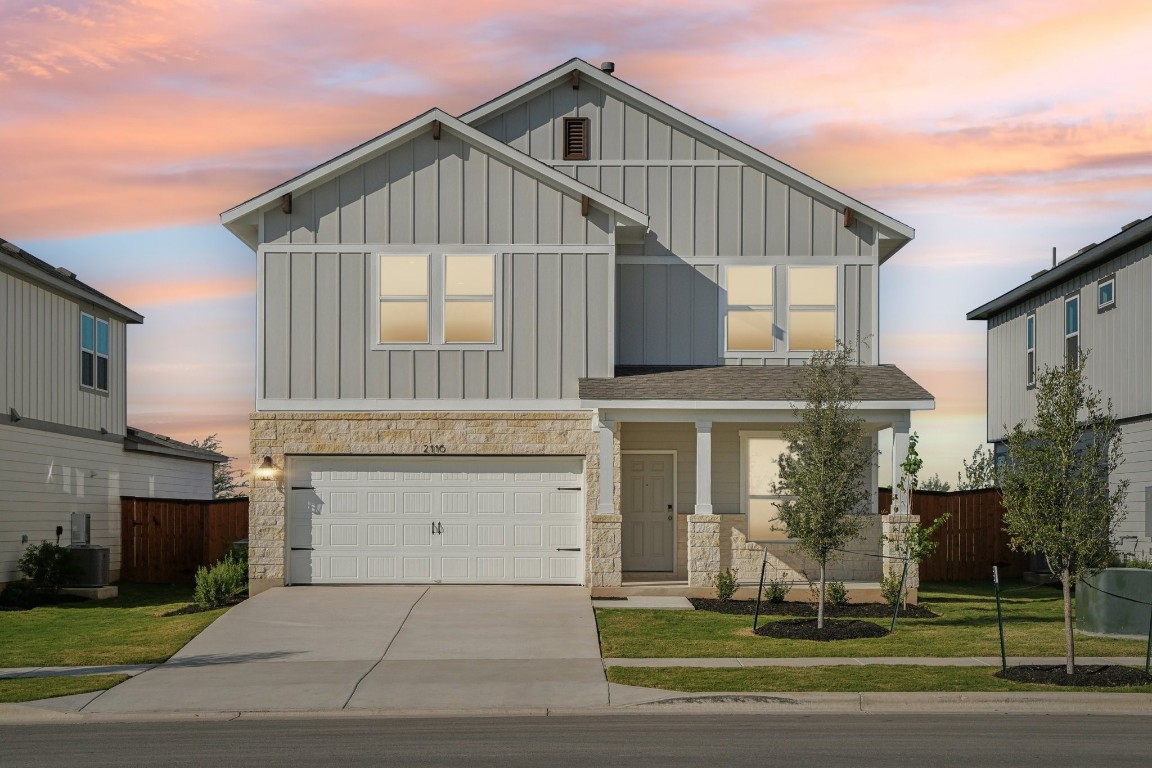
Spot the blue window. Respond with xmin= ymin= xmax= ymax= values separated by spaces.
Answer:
xmin=1098 ymin=277 xmax=1115 ymax=310
xmin=1064 ymin=295 xmax=1079 ymax=363
xmin=1026 ymin=314 xmax=1036 ymax=386
xmin=81 ymin=312 xmax=109 ymax=392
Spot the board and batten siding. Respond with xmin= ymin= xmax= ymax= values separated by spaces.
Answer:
xmin=0 ymin=424 xmax=214 ymax=584
xmin=0 ymin=266 xmax=127 ymax=435
xmin=260 ymin=249 xmax=613 ymax=402
xmin=986 ymin=243 xmax=1152 ymax=441
xmin=260 ymin=131 xmax=612 ymax=248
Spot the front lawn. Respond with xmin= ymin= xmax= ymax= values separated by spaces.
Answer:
xmin=606 ymin=665 xmax=1152 ymax=694
xmin=597 ymin=581 xmax=1149 ymax=659
xmin=0 ymin=675 xmax=130 ymax=703
xmin=0 ymin=583 xmax=226 ymax=667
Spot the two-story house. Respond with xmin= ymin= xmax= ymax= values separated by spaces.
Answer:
xmin=969 ymin=216 xmax=1152 ymax=558
xmin=0 ymin=238 xmax=224 ymax=588
xmin=223 ymin=59 xmax=934 ymax=596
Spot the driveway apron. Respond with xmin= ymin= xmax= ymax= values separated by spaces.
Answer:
xmin=82 ymin=585 xmax=605 ymax=714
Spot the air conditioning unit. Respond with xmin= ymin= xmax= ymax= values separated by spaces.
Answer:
xmin=68 ymin=545 xmax=110 ymax=587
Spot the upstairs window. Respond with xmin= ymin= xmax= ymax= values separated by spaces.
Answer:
xmin=1064 ymin=294 xmax=1079 ymax=363
xmin=379 ymin=255 xmax=429 ymax=344
xmin=80 ymin=312 xmax=109 ymax=392
xmin=444 ymin=255 xmax=494 ymax=344
xmin=788 ymin=266 xmax=837 ymax=351
xmin=377 ymin=254 xmax=498 ymax=348
xmin=1026 ymin=313 xmax=1036 ymax=387
xmin=724 ymin=266 xmax=774 ymax=352
xmin=1098 ymin=276 xmax=1115 ymax=311
xmin=563 ymin=117 xmax=590 ymax=161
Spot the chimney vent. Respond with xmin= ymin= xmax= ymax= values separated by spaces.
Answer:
xmin=55 ymin=266 xmax=76 ymax=279
xmin=600 ymin=61 xmax=615 ymax=75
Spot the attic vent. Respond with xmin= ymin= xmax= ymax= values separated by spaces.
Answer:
xmin=1 ymin=242 xmax=20 ymax=254
xmin=1121 ymin=218 xmax=1144 ymax=232
xmin=1073 ymin=243 xmax=1098 ymax=257
xmin=563 ymin=117 xmax=590 ymax=161
xmin=55 ymin=266 xmax=76 ymax=279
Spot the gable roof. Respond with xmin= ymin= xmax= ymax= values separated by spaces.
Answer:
xmin=221 ymin=108 xmax=649 ymax=249
xmin=461 ymin=59 xmax=915 ymax=263
xmin=0 ymin=238 xmax=144 ymax=323
xmin=968 ymin=215 xmax=1152 ymax=321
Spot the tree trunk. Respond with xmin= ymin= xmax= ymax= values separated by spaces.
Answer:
xmin=1062 ymin=568 xmax=1075 ymax=675
xmin=818 ymin=560 xmax=826 ymax=630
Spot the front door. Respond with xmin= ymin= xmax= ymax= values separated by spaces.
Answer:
xmin=621 ymin=454 xmax=675 ymax=572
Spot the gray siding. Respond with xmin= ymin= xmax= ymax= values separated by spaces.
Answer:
xmin=0 ymin=266 xmax=127 ymax=434
xmin=476 ymin=81 xmax=879 ymax=366
xmin=987 ymin=242 xmax=1152 ymax=440
xmin=260 ymin=248 xmax=613 ymax=402
xmin=1114 ymin=417 xmax=1152 ymax=550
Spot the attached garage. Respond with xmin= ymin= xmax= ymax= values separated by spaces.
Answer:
xmin=287 ymin=457 xmax=585 ymax=585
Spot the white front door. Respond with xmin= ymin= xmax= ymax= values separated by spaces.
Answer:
xmin=621 ymin=453 xmax=675 ymax=571
xmin=287 ymin=457 xmax=584 ymax=584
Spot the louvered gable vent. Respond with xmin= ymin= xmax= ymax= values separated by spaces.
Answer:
xmin=563 ymin=117 xmax=590 ymax=161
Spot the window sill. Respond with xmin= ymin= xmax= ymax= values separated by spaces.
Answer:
xmin=370 ymin=342 xmax=504 ymax=353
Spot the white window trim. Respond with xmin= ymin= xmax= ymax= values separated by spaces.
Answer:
xmin=371 ymin=252 xmax=503 ymax=351
xmin=80 ymin=311 xmax=110 ymax=394
xmin=721 ymin=265 xmax=776 ymax=355
xmin=787 ymin=265 xmax=839 ymax=352
xmin=1064 ymin=294 xmax=1079 ymax=362
xmin=1026 ymin=312 xmax=1036 ymax=388
xmin=1098 ymin=276 xmax=1116 ymax=311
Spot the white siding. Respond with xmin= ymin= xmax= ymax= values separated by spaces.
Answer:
xmin=0 ymin=425 xmax=214 ymax=584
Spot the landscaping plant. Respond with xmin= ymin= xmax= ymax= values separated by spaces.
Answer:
xmin=18 ymin=541 xmax=79 ymax=595
xmin=713 ymin=568 xmax=738 ymax=601
xmin=1000 ymin=351 xmax=1128 ymax=675
xmin=774 ymin=342 xmax=874 ymax=628
xmin=193 ymin=552 xmax=247 ymax=609
xmin=884 ymin=432 xmax=950 ymax=607
xmin=825 ymin=579 xmax=849 ymax=608
xmin=763 ymin=575 xmax=790 ymax=604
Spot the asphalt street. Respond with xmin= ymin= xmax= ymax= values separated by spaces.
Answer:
xmin=3 ymin=713 xmax=1150 ymax=767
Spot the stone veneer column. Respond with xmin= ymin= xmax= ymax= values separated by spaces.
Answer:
xmin=881 ymin=513 xmax=920 ymax=594
xmin=688 ymin=515 xmax=721 ymax=588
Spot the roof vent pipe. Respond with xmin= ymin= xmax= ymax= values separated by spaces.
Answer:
xmin=600 ymin=61 xmax=615 ymax=75
xmin=1052 ymin=246 xmax=1056 ymax=268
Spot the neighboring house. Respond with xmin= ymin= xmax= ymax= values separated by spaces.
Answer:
xmin=0 ymin=238 xmax=225 ymax=588
xmin=969 ymin=215 xmax=1152 ymax=558
xmin=222 ymin=59 xmax=934 ymax=595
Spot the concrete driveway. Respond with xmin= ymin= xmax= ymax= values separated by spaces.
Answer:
xmin=83 ymin=586 xmax=607 ymax=714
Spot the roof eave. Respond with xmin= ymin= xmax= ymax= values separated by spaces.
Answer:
xmin=0 ymin=252 xmax=144 ymax=323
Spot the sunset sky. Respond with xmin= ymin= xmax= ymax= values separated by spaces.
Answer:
xmin=4 ymin=0 xmax=1152 ymax=484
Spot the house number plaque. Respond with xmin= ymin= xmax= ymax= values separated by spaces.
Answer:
xmin=422 ymin=444 xmax=447 ymax=454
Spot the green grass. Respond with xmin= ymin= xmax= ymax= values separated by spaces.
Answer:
xmin=606 ymin=665 xmax=1152 ymax=694
xmin=597 ymin=581 xmax=1150 ymax=659
xmin=0 ymin=583 xmax=227 ymax=667
xmin=0 ymin=675 xmax=130 ymax=703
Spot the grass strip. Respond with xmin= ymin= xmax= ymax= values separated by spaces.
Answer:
xmin=0 ymin=674 xmax=130 ymax=704
xmin=0 ymin=583 xmax=226 ymax=667
xmin=606 ymin=665 xmax=1152 ymax=694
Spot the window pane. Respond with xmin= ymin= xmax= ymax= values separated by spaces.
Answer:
xmin=1065 ymin=298 xmax=1079 ymax=334
xmin=446 ymin=255 xmax=494 ymax=297
xmin=81 ymin=351 xmax=94 ymax=387
xmin=96 ymin=320 xmax=108 ymax=355
xmin=727 ymin=310 xmax=774 ymax=351
xmin=727 ymin=266 xmax=773 ymax=306
xmin=1027 ymin=316 xmax=1035 ymax=349
xmin=789 ymin=266 xmax=836 ymax=306
xmin=81 ymin=315 xmax=94 ymax=352
xmin=789 ymin=310 xmax=836 ymax=350
xmin=1099 ymin=281 xmax=1114 ymax=307
xmin=379 ymin=301 xmax=428 ymax=343
xmin=746 ymin=436 xmax=790 ymax=542
xmin=380 ymin=255 xmax=427 ymax=297
xmin=97 ymin=357 xmax=108 ymax=391
xmin=444 ymin=301 xmax=494 ymax=343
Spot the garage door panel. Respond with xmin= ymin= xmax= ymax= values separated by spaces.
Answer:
xmin=288 ymin=458 xmax=584 ymax=585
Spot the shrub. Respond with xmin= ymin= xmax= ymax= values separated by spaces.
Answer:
xmin=18 ymin=541 xmax=79 ymax=594
xmin=0 ymin=580 xmax=39 ymax=608
xmin=880 ymin=569 xmax=904 ymax=607
xmin=713 ymin=568 xmax=738 ymax=601
xmin=193 ymin=553 xmax=246 ymax=609
xmin=825 ymin=579 xmax=849 ymax=607
xmin=763 ymin=575 xmax=790 ymax=603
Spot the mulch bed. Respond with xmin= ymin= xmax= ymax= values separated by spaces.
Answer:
xmin=689 ymin=598 xmax=938 ymax=619
xmin=0 ymin=593 xmax=88 ymax=611
xmin=996 ymin=664 xmax=1152 ymax=687
xmin=753 ymin=618 xmax=890 ymax=641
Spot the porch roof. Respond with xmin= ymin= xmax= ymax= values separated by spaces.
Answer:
xmin=579 ymin=364 xmax=933 ymax=404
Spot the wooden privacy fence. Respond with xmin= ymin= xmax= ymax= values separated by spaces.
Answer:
xmin=120 ymin=497 xmax=249 ymax=584
xmin=878 ymin=488 xmax=1031 ymax=582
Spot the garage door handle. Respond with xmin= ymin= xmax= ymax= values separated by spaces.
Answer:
xmin=557 ymin=487 xmax=582 ymax=491
xmin=290 ymin=547 xmax=313 ymax=551
xmin=556 ymin=547 xmax=581 ymax=552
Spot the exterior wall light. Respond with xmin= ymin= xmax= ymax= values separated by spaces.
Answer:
xmin=255 ymin=456 xmax=279 ymax=481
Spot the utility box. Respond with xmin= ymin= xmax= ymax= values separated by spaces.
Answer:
xmin=68 ymin=545 xmax=110 ymax=587
xmin=71 ymin=512 xmax=91 ymax=545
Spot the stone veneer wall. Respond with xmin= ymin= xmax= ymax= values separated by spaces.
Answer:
xmin=248 ymin=411 xmax=618 ymax=594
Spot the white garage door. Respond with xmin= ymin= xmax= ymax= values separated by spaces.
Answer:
xmin=287 ymin=457 xmax=584 ymax=585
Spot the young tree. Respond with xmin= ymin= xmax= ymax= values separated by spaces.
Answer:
xmin=884 ymin=432 xmax=950 ymax=607
xmin=775 ymin=343 xmax=875 ymax=629
xmin=957 ymin=445 xmax=998 ymax=490
xmin=191 ymin=434 xmax=249 ymax=499
xmin=1000 ymin=352 xmax=1127 ymax=674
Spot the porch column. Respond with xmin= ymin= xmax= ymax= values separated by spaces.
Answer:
xmin=891 ymin=418 xmax=911 ymax=514
xmin=690 ymin=419 xmax=721 ymax=589
xmin=597 ymin=416 xmax=616 ymax=515
xmin=694 ymin=420 xmax=713 ymax=514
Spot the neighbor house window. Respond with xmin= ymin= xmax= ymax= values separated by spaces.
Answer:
xmin=377 ymin=254 xmax=497 ymax=347
xmin=788 ymin=266 xmax=837 ymax=351
xmin=1064 ymin=294 xmax=1079 ymax=363
xmin=1098 ymin=276 xmax=1115 ymax=311
xmin=1026 ymin=313 xmax=1036 ymax=387
xmin=563 ymin=117 xmax=590 ymax=161
xmin=80 ymin=313 xmax=109 ymax=392
xmin=724 ymin=265 xmax=774 ymax=352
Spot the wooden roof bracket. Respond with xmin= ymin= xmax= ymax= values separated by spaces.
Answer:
xmin=280 ymin=194 xmax=292 ymax=215
xmin=431 ymin=120 xmax=441 ymax=140
xmin=581 ymin=195 xmax=590 ymax=217
xmin=571 ymin=70 xmax=580 ymax=89
xmin=843 ymin=207 xmax=856 ymax=228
